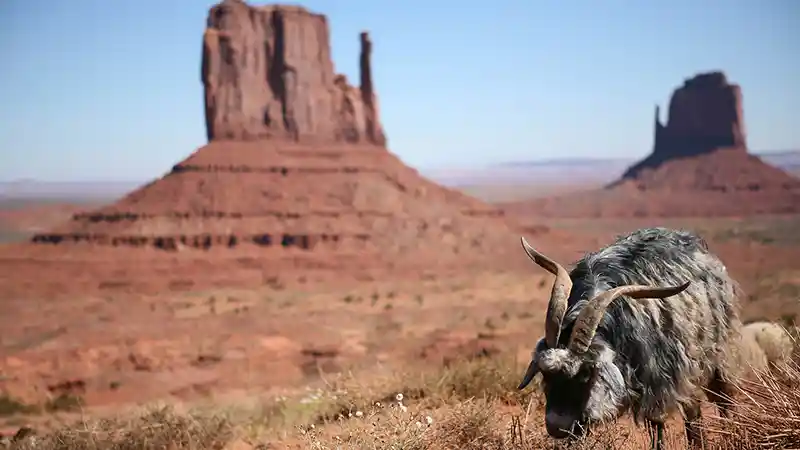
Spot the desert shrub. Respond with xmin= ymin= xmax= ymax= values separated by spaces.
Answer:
xmin=0 ymin=395 xmax=39 ymax=417
xmin=43 ymin=393 xmax=84 ymax=413
xmin=5 ymin=406 xmax=235 ymax=450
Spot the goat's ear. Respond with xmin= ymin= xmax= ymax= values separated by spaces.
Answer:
xmin=518 ymin=337 xmax=547 ymax=390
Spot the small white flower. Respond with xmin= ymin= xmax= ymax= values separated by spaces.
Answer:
xmin=375 ymin=401 xmax=381 ymax=407
xmin=348 ymin=412 xmax=353 ymax=418
xmin=425 ymin=415 xmax=433 ymax=425
xmin=310 ymin=424 xmax=315 ymax=429
xmin=355 ymin=410 xmax=364 ymax=417
xmin=395 ymin=393 xmax=404 ymax=402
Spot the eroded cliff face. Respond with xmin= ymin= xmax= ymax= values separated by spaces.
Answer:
xmin=202 ymin=0 xmax=386 ymax=145
xmin=654 ymin=71 xmax=747 ymax=159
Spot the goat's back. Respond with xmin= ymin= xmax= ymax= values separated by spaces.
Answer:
xmin=562 ymin=228 xmax=743 ymax=418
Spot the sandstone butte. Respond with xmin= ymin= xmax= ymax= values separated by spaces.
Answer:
xmin=503 ymin=71 xmax=800 ymax=219
xmin=1 ymin=0 xmax=566 ymax=298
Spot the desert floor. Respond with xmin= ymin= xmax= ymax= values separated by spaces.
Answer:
xmin=0 ymin=197 xmax=798 ymax=449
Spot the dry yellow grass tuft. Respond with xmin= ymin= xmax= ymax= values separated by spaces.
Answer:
xmin=4 ymin=348 xmax=800 ymax=449
xmin=704 ymin=330 xmax=800 ymax=450
xmin=2 ymin=406 xmax=235 ymax=450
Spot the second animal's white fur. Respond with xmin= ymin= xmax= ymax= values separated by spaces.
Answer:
xmin=740 ymin=321 xmax=795 ymax=374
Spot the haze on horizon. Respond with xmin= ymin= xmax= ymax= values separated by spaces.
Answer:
xmin=1 ymin=0 xmax=798 ymax=183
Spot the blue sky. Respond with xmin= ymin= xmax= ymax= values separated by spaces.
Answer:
xmin=1 ymin=0 xmax=798 ymax=182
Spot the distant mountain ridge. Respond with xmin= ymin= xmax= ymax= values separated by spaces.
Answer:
xmin=0 ymin=180 xmax=143 ymax=200
xmin=1 ymin=150 xmax=798 ymax=201
xmin=425 ymin=150 xmax=800 ymax=187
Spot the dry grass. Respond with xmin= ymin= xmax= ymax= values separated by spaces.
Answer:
xmin=4 ymin=350 xmax=800 ymax=450
xmin=2 ymin=407 xmax=235 ymax=449
xmin=703 ymin=331 xmax=800 ymax=450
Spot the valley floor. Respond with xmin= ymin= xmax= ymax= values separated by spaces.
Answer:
xmin=1 ymin=213 xmax=799 ymax=449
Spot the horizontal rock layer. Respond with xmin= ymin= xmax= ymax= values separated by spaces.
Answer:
xmin=30 ymin=141 xmax=515 ymax=253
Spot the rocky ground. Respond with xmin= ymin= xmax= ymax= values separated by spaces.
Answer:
xmin=1 ymin=208 xmax=798 ymax=449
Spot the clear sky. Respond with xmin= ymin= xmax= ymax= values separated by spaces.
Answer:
xmin=1 ymin=0 xmax=798 ymax=182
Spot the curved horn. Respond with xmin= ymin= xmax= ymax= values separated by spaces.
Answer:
xmin=568 ymin=281 xmax=691 ymax=353
xmin=521 ymin=236 xmax=573 ymax=347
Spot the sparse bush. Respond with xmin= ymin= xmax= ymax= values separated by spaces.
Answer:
xmin=44 ymin=393 xmax=84 ymax=413
xmin=6 ymin=406 xmax=235 ymax=450
xmin=421 ymin=399 xmax=505 ymax=450
xmin=0 ymin=395 xmax=39 ymax=417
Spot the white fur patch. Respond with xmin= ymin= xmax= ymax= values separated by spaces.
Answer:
xmin=595 ymin=346 xmax=616 ymax=364
xmin=583 ymin=347 xmax=626 ymax=422
xmin=538 ymin=348 xmax=581 ymax=376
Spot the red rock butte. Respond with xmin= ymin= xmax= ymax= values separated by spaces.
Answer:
xmin=503 ymin=71 xmax=800 ymax=219
xmin=202 ymin=1 xmax=386 ymax=145
xmin=22 ymin=0 xmax=546 ymax=285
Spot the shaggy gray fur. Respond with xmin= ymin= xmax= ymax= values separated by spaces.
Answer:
xmin=526 ymin=227 xmax=742 ymax=446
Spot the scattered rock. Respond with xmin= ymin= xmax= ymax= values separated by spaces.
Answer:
xmin=46 ymin=378 xmax=86 ymax=396
xmin=300 ymin=345 xmax=341 ymax=377
xmin=13 ymin=427 xmax=34 ymax=440
xmin=258 ymin=336 xmax=301 ymax=357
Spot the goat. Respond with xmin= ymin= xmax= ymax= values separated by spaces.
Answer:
xmin=516 ymin=227 xmax=742 ymax=450
xmin=739 ymin=321 xmax=795 ymax=376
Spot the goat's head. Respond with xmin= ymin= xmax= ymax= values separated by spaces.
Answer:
xmin=517 ymin=237 xmax=690 ymax=439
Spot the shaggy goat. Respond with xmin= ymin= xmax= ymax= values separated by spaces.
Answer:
xmin=516 ymin=227 xmax=742 ymax=449
xmin=739 ymin=321 xmax=795 ymax=375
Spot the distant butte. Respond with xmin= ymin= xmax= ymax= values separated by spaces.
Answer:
xmin=502 ymin=71 xmax=800 ymax=218
xmin=617 ymin=71 xmax=748 ymax=184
